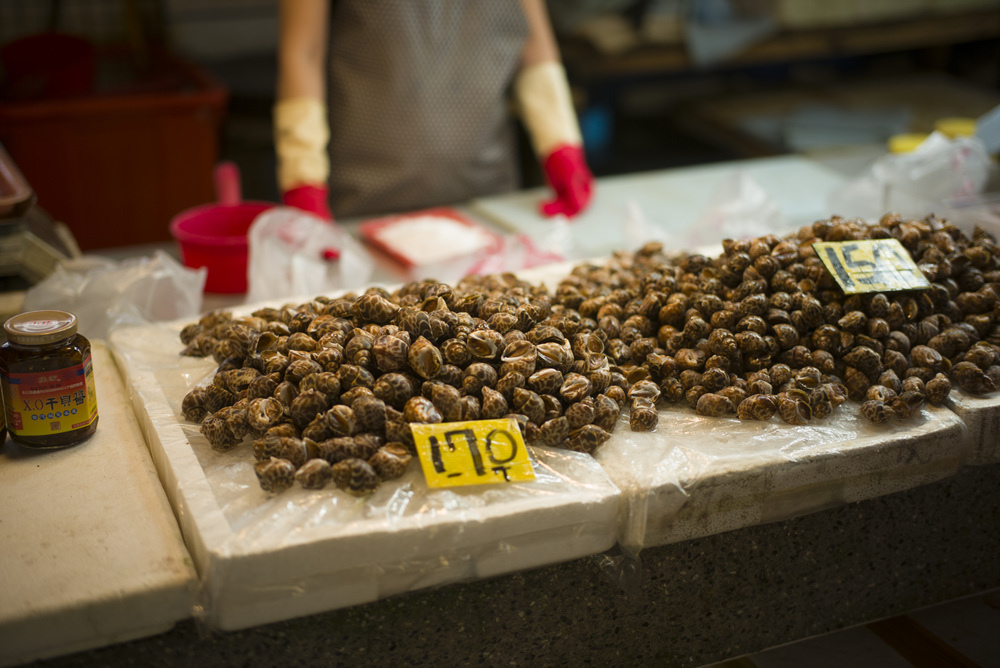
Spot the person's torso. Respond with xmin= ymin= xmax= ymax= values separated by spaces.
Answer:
xmin=327 ymin=0 xmax=528 ymax=217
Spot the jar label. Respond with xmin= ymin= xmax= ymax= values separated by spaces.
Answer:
xmin=1 ymin=353 xmax=98 ymax=437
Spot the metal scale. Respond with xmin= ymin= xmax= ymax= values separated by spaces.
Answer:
xmin=0 ymin=143 xmax=78 ymax=294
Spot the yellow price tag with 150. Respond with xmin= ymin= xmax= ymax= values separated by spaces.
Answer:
xmin=813 ymin=238 xmax=930 ymax=294
xmin=410 ymin=418 xmax=535 ymax=488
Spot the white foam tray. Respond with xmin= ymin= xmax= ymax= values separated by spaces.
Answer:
xmin=511 ymin=261 xmax=974 ymax=551
xmin=109 ymin=318 xmax=620 ymax=632
xmin=594 ymin=402 xmax=969 ymax=551
xmin=433 ymin=263 xmax=973 ymax=552
xmin=944 ymin=390 xmax=1000 ymax=466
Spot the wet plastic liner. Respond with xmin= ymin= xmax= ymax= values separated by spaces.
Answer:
xmin=109 ymin=306 xmax=620 ymax=631
xmin=594 ymin=403 xmax=969 ymax=552
xmin=110 ymin=260 xmax=976 ymax=626
xmin=514 ymin=262 xmax=973 ymax=554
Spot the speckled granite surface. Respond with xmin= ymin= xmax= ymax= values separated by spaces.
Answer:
xmin=31 ymin=462 xmax=1000 ymax=667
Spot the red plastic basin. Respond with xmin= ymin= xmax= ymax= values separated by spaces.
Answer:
xmin=170 ymin=201 xmax=273 ymax=294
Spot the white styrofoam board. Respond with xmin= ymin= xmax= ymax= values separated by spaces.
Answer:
xmin=944 ymin=390 xmax=1000 ymax=466
xmin=0 ymin=342 xmax=197 ymax=667
xmin=109 ymin=315 xmax=621 ymax=632
xmin=510 ymin=238 xmax=974 ymax=552
xmin=594 ymin=402 xmax=969 ymax=551
xmin=102 ymin=244 xmax=983 ymax=634
xmin=470 ymin=155 xmax=847 ymax=260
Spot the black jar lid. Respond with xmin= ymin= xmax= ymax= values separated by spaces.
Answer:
xmin=4 ymin=310 xmax=78 ymax=346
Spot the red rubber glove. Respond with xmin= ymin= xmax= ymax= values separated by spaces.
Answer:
xmin=283 ymin=184 xmax=333 ymax=221
xmin=540 ymin=144 xmax=593 ymax=218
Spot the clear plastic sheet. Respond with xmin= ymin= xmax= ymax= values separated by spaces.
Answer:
xmin=628 ymin=172 xmax=787 ymax=254
xmin=592 ymin=401 xmax=969 ymax=552
xmin=518 ymin=262 xmax=970 ymax=556
xmin=109 ymin=313 xmax=620 ymax=631
xmin=827 ymin=131 xmax=993 ymax=222
xmin=246 ymin=207 xmax=375 ymax=303
xmin=22 ymin=251 xmax=206 ymax=340
xmin=108 ymin=257 xmax=978 ymax=627
xmin=685 ymin=172 xmax=786 ymax=246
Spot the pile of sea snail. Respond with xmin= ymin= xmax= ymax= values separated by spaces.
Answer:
xmin=179 ymin=213 xmax=1000 ymax=495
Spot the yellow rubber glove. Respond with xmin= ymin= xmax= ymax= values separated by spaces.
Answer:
xmin=274 ymin=96 xmax=332 ymax=219
xmin=514 ymin=62 xmax=594 ymax=218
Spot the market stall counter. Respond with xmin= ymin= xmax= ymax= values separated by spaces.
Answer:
xmin=0 ymin=343 xmax=197 ymax=666
xmin=26 ymin=460 xmax=1000 ymax=667
xmin=9 ymin=152 xmax=1000 ymax=665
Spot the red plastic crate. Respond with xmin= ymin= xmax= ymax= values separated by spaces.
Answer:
xmin=0 ymin=49 xmax=228 ymax=251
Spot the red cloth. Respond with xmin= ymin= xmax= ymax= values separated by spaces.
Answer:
xmin=540 ymin=144 xmax=593 ymax=218
xmin=283 ymin=184 xmax=333 ymax=221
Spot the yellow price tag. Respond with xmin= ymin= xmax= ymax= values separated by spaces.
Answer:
xmin=410 ymin=418 xmax=535 ymax=489
xmin=813 ymin=239 xmax=930 ymax=295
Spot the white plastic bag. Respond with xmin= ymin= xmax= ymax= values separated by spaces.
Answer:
xmin=828 ymin=131 xmax=993 ymax=222
xmin=21 ymin=250 xmax=206 ymax=340
xmin=660 ymin=172 xmax=785 ymax=252
xmin=246 ymin=207 xmax=374 ymax=303
xmin=622 ymin=199 xmax=669 ymax=251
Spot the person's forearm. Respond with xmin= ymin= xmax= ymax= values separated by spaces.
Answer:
xmin=514 ymin=0 xmax=581 ymax=159
xmin=518 ymin=0 xmax=559 ymax=69
xmin=278 ymin=0 xmax=329 ymax=100
xmin=516 ymin=0 xmax=593 ymax=218
xmin=275 ymin=0 xmax=332 ymax=218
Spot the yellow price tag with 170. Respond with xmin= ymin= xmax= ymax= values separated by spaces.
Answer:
xmin=410 ymin=418 xmax=535 ymax=488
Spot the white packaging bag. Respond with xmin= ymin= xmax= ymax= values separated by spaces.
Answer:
xmin=246 ymin=207 xmax=374 ymax=303
xmin=828 ymin=131 xmax=993 ymax=222
xmin=21 ymin=250 xmax=206 ymax=340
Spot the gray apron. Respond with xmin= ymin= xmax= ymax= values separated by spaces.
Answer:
xmin=327 ymin=0 xmax=528 ymax=218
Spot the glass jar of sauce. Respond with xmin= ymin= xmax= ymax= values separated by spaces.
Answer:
xmin=0 ymin=310 xmax=99 ymax=448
